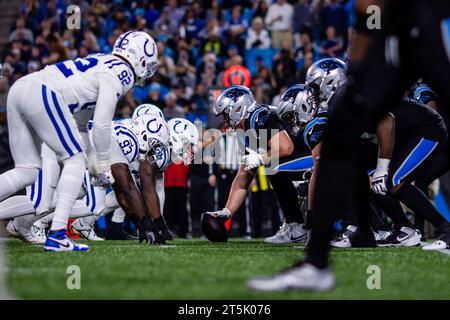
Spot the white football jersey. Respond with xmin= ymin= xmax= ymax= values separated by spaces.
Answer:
xmin=94 ymin=119 xmax=170 ymax=173
xmin=36 ymin=53 xmax=135 ymax=114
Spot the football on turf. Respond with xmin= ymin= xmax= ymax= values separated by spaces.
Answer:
xmin=201 ymin=213 xmax=228 ymax=242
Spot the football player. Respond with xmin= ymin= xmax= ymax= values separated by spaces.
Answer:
xmin=0 ymin=31 xmax=158 ymax=251
xmin=205 ymin=85 xmax=313 ymax=244
xmin=403 ymin=82 xmax=450 ymax=250
xmin=97 ymin=111 xmax=199 ymax=244
xmin=1 ymin=144 xmax=105 ymax=243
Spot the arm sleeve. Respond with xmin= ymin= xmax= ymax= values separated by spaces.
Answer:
xmin=92 ymin=72 xmax=122 ymax=169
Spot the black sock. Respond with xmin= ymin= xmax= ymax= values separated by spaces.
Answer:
xmin=395 ymin=184 xmax=446 ymax=228
xmin=154 ymin=216 xmax=167 ymax=228
xmin=370 ymin=193 xmax=412 ymax=228
xmin=109 ymin=221 xmax=123 ymax=230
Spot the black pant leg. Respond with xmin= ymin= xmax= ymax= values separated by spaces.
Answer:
xmin=163 ymin=188 xmax=177 ymax=230
xmin=268 ymin=171 xmax=304 ymax=224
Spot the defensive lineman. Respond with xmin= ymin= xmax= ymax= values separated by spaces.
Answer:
xmin=0 ymin=30 xmax=158 ymax=251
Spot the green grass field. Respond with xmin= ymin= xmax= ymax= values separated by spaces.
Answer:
xmin=5 ymin=239 xmax=450 ymax=300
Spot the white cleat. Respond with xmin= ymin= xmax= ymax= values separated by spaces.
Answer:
xmin=30 ymin=224 xmax=47 ymax=243
xmin=264 ymin=222 xmax=307 ymax=244
xmin=72 ymin=217 xmax=104 ymax=241
xmin=330 ymin=225 xmax=357 ymax=248
xmin=374 ymin=229 xmax=392 ymax=242
xmin=6 ymin=220 xmax=20 ymax=237
xmin=377 ymin=227 xmax=421 ymax=247
xmin=6 ymin=217 xmax=46 ymax=244
xmin=247 ymin=263 xmax=335 ymax=292
xmin=422 ymin=239 xmax=450 ymax=251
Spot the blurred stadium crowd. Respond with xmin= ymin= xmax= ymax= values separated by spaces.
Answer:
xmin=0 ymin=0 xmax=354 ymax=238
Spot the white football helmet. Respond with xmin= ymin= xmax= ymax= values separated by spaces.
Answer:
xmin=132 ymin=103 xmax=164 ymax=120
xmin=306 ymin=58 xmax=347 ymax=102
xmin=131 ymin=114 xmax=170 ymax=160
xmin=215 ymin=85 xmax=256 ymax=129
xmin=167 ymin=118 xmax=200 ymax=165
xmin=112 ymin=31 xmax=159 ymax=86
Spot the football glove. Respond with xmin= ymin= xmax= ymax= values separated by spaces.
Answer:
xmin=242 ymin=148 xmax=265 ymax=171
xmin=371 ymin=158 xmax=390 ymax=195
xmin=205 ymin=208 xmax=232 ymax=220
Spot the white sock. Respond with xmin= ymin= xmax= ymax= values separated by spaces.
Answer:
xmin=0 ymin=196 xmax=36 ymax=219
xmin=111 ymin=208 xmax=125 ymax=223
xmin=50 ymin=154 xmax=85 ymax=231
xmin=69 ymin=200 xmax=93 ymax=219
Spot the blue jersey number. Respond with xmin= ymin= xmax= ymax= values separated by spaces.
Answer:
xmin=118 ymin=69 xmax=132 ymax=87
xmin=119 ymin=139 xmax=133 ymax=156
xmin=55 ymin=57 xmax=99 ymax=78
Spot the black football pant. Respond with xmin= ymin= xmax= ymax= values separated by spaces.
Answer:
xmin=268 ymin=171 xmax=305 ymax=224
xmin=189 ymin=174 xmax=214 ymax=237
xmin=306 ymin=0 xmax=450 ymax=269
xmin=163 ymin=187 xmax=188 ymax=237
xmin=414 ymin=148 xmax=450 ymax=232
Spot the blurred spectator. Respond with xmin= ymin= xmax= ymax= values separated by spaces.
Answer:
xmin=271 ymin=44 xmax=297 ymax=92
xmin=163 ymin=92 xmax=185 ymax=119
xmin=225 ymin=5 xmax=248 ymax=51
xmin=147 ymin=83 xmax=165 ymax=107
xmin=319 ymin=0 xmax=349 ymax=41
xmin=144 ymin=3 xmax=160 ymax=29
xmin=206 ymin=0 xmax=224 ymax=21
xmin=9 ymin=17 xmax=34 ymax=43
xmin=41 ymin=33 xmax=70 ymax=65
xmin=0 ymin=77 xmax=10 ymax=109
xmin=293 ymin=0 xmax=315 ymax=35
xmin=173 ymin=63 xmax=196 ymax=91
xmin=199 ymin=61 xmax=217 ymax=88
xmin=298 ymin=51 xmax=314 ymax=82
xmin=265 ymin=0 xmax=294 ymax=49
xmin=172 ymin=82 xmax=191 ymax=111
xmin=154 ymin=7 xmax=178 ymax=36
xmin=245 ymin=17 xmax=271 ymax=50
xmin=320 ymin=26 xmax=344 ymax=58
xmin=165 ymin=0 xmax=186 ymax=25
xmin=200 ymin=25 xmax=223 ymax=57
xmin=252 ymin=0 xmax=269 ymax=20
xmin=191 ymin=82 xmax=209 ymax=112
xmin=116 ymin=104 xmax=133 ymax=119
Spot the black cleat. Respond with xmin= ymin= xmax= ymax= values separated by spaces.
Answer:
xmin=105 ymin=221 xmax=137 ymax=240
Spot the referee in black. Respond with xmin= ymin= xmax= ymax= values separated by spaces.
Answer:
xmin=249 ymin=0 xmax=450 ymax=291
